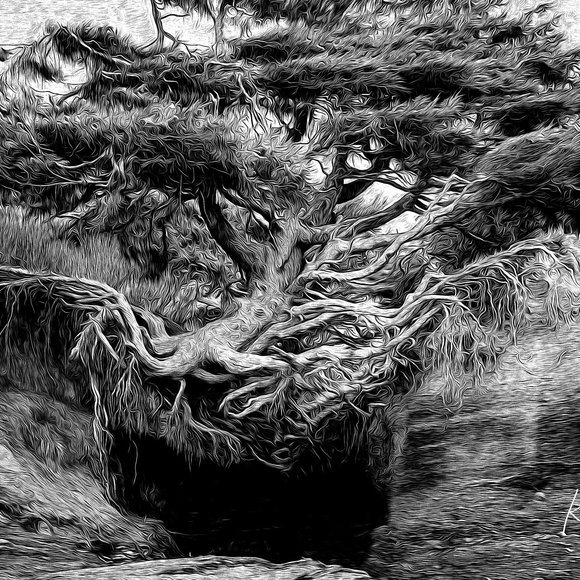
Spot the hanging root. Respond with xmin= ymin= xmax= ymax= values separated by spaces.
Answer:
xmin=1 ymin=227 xmax=580 ymax=472
xmin=171 ymin=378 xmax=187 ymax=414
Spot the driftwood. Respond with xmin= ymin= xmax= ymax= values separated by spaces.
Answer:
xmin=36 ymin=556 xmax=370 ymax=580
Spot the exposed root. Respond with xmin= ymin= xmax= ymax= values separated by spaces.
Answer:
xmin=2 ymin=220 xmax=579 ymax=473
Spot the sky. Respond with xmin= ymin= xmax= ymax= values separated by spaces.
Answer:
xmin=0 ymin=0 xmax=579 ymax=49
xmin=0 ymin=0 xmax=155 ymax=46
xmin=0 ymin=0 xmax=213 ymax=48
xmin=513 ymin=0 xmax=580 ymax=45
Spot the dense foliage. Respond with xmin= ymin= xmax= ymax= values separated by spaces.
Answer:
xmin=1 ymin=0 xmax=580 ymax=487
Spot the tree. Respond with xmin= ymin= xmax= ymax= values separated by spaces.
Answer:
xmin=1 ymin=0 xmax=580 ymax=489
xmin=151 ymin=0 xmax=228 ymax=52
xmin=156 ymin=0 xmax=384 ymax=53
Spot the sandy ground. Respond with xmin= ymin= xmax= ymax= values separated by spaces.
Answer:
xmin=368 ymin=322 xmax=580 ymax=579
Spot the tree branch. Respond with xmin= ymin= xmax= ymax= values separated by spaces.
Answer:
xmin=198 ymin=189 xmax=266 ymax=276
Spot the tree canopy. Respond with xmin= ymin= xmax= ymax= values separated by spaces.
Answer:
xmin=1 ymin=0 xmax=580 ymax=486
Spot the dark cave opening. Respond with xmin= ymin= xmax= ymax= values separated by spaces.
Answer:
xmin=113 ymin=434 xmax=387 ymax=568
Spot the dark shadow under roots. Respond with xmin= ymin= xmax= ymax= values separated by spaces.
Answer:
xmin=112 ymin=433 xmax=387 ymax=568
